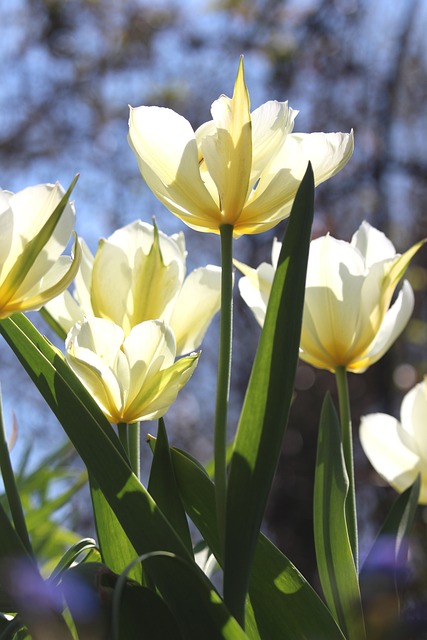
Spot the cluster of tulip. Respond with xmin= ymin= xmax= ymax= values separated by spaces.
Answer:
xmin=0 ymin=57 xmax=425 ymax=639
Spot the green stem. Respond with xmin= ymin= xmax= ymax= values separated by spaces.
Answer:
xmin=214 ymin=224 xmax=234 ymax=548
xmin=117 ymin=422 xmax=129 ymax=459
xmin=128 ymin=421 xmax=141 ymax=479
xmin=335 ymin=365 xmax=358 ymax=569
xmin=0 ymin=387 xmax=33 ymax=556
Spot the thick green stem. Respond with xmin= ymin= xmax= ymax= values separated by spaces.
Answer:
xmin=117 ymin=422 xmax=129 ymax=459
xmin=128 ymin=421 xmax=141 ymax=479
xmin=0 ymin=388 xmax=33 ymax=556
xmin=335 ymin=365 xmax=358 ymax=569
xmin=117 ymin=422 xmax=140 ymax=478
xmin=215 ymin=224 xmax=234 ymax=548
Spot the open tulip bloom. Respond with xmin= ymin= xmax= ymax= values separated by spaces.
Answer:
xmin=44 ymin=219 xmax=221 ymax=355
xmin=0 ymin=182 xmax=80 ymax=318
xmin=236 ymin=220 xmax=425 ymax=569
xmin=65 ymin=316 xmax=199 ymax=425
xmin=360 ymin=378 xmax=427 ymax=503
xmin=128 ymin=58 xmax=354 ymax=237
xmin=236 ymin=221 xmax=424 ymax=373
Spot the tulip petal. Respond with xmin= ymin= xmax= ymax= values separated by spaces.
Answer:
xmin=271 ymin=238 xmax=282 ymax=269
xmin=379 ymin=239 xmax=426 ymax=317
xmin=250 ymin=101 xmax=297 ymax=186
xmin=239 ymin=165 xmax=299 ymax=229
xmin=282 ymin=131 xmax=355 ymax=186
xmin=360 ymin=413 xmax=421 ymax=496
xmin=201 ymin=58 xmax=252 ymax=224
xmin=303 ymin=235 xmax=366 ymax=367
xmin=351 ymin=221 xmax=396 ymax=266
xmin=0 ymin=235 xmax=82 ymax=317
xmin=91 ymin=222 xmax=183 ymax=333
xmin=169 ymin=265 xmax=222 ymax=355
xmin=66 ymin=318 xmax=125 ymax=422
xmin=241 ymin=131 xmax=354 ymax=229
xmin=0 ymin=196 xmax=14 ymax=280
xmin=43 ymin=289 xmax=85 ymax=334
xmin=235 ymin=260 xmax=274 ymax=328
xmin=123 ymin=320 xmax=176 ymax=410
xmin=0 ymin=183 xmax=76 ymax=308
xmin=124 ymin=352 xmax=199 ymax=423
xmin=401 ymin=378 xmax=427 ymax=463
xmin=300 ymin=302 xmax=339 ymax=372
xmin=2 ymin=184 xmax=75 ymax=281
xmin=350 ymin=280 xmax=414 ymax=373
xmin=43 ymin=238 xmax=94 ymax=333
xmin=128 ymin=106 xmax=220 ymax=229
xmin=72 ymin=239 xmax=95 ymax=313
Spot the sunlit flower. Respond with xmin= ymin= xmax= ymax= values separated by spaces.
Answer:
xmin=360 ymin=378 xmax=427 ymax=503
xmin=0 ymin=182 xmax=80 ymax=319
xmin=44 ymin=220 xmax=221 ymax=355
xmin=65 ymin=317 xmax=199 ymax=424
xmin=128 ymin=58 xmax=354 ymax=237
xmin=236 ymin=221 xmax=425 ymax=372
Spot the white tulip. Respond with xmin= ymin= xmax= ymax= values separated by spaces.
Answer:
xmin=236 ymin=222 xmax=424 ymax=372
xmin=0 ymin=182 xmax=80 ymax=318
xmin=360 ymin=378 xmax=427 ymax=503
xmin=65 ymin=317 xmax=199 ymax=425
xmin=45 ymin=220 xmax=221 ymax=355
xmin=128 ymin=58 xmax=353 ymax=237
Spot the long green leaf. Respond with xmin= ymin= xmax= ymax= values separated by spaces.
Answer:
xmin=314 ymin=393 xmax=365 ymax=640
xmin=111 ymin=555 xmax=182 ymax=640
xmin=49 ymin=537 xmax=99 ymax=584
xmin=224 ymin=164 xmax=315 ymax=622
xmin=141 ymin=552 xmax=249 ymax=640
xmin=171 ymin=445 xmax=346 ymax=640
xmin=114 ymin=583 xmax=182 ymax=640
xmin=0 ymin=501 xmax=31 ymax=560
xmin=147 ymin=419 xmax=193 ymax=556
xmin=90 ymin=476 xmax=142 ymax=584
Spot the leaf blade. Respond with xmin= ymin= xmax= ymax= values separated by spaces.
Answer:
xmin=313 ymin=393 xmax=365 ymax=640
xmin=224 ymin=164 xmax=315 ymax=621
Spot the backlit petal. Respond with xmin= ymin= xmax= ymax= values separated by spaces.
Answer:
xmin=169 ymin=266 xmax=222 ymax=355
xmin=401 ymin=378 xmax=427 ymax=463
xmin=128 ymin=106 xmax=219 ymax=227
xmin=250 ymin=101 xmax=297 ymax=186
xmin=350 ymin=281 xmax=414 ymax=373
xmin=91 ymin=221 xmax=184 ymax=332
xmin=124 ymin=352 xmax=199 ymax=422
xmin=66 ymin=318 xmax=125 ymax=421
xmin=351 ymin=221 xmax=396 ymax=266
xmin=235 ymin=260 xmax=274 ymax=327
xmin=201 ymin=58 xmax=252 ymax=224
xmin=123 ymin=320 xmax=176 ymax=409
xmin=360 ymin=413 xmax=422 ymax=498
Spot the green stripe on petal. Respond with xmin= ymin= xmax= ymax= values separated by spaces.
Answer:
xmin=0 ymin=176 xmax=78 ymax=313
xmin=124 ymin=352 xmax=199 ymax=423
xmin=0 ymin=233 xmax=82 ymax=317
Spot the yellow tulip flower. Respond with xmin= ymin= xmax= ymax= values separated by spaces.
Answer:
xmin=236 ymin=221 xmax=425 ymax=373
xmin=0 ymin=182 xmax=80 ymax=318
xmin=65 ymin=317 xmax=199 ymax=424
xmin=128 ymin=58 xmax=354 ymax=237
xmin=44 ymin=220 xmax=221 ymax=355
xmin=360 ymin=378 xmax=427 ymax=503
